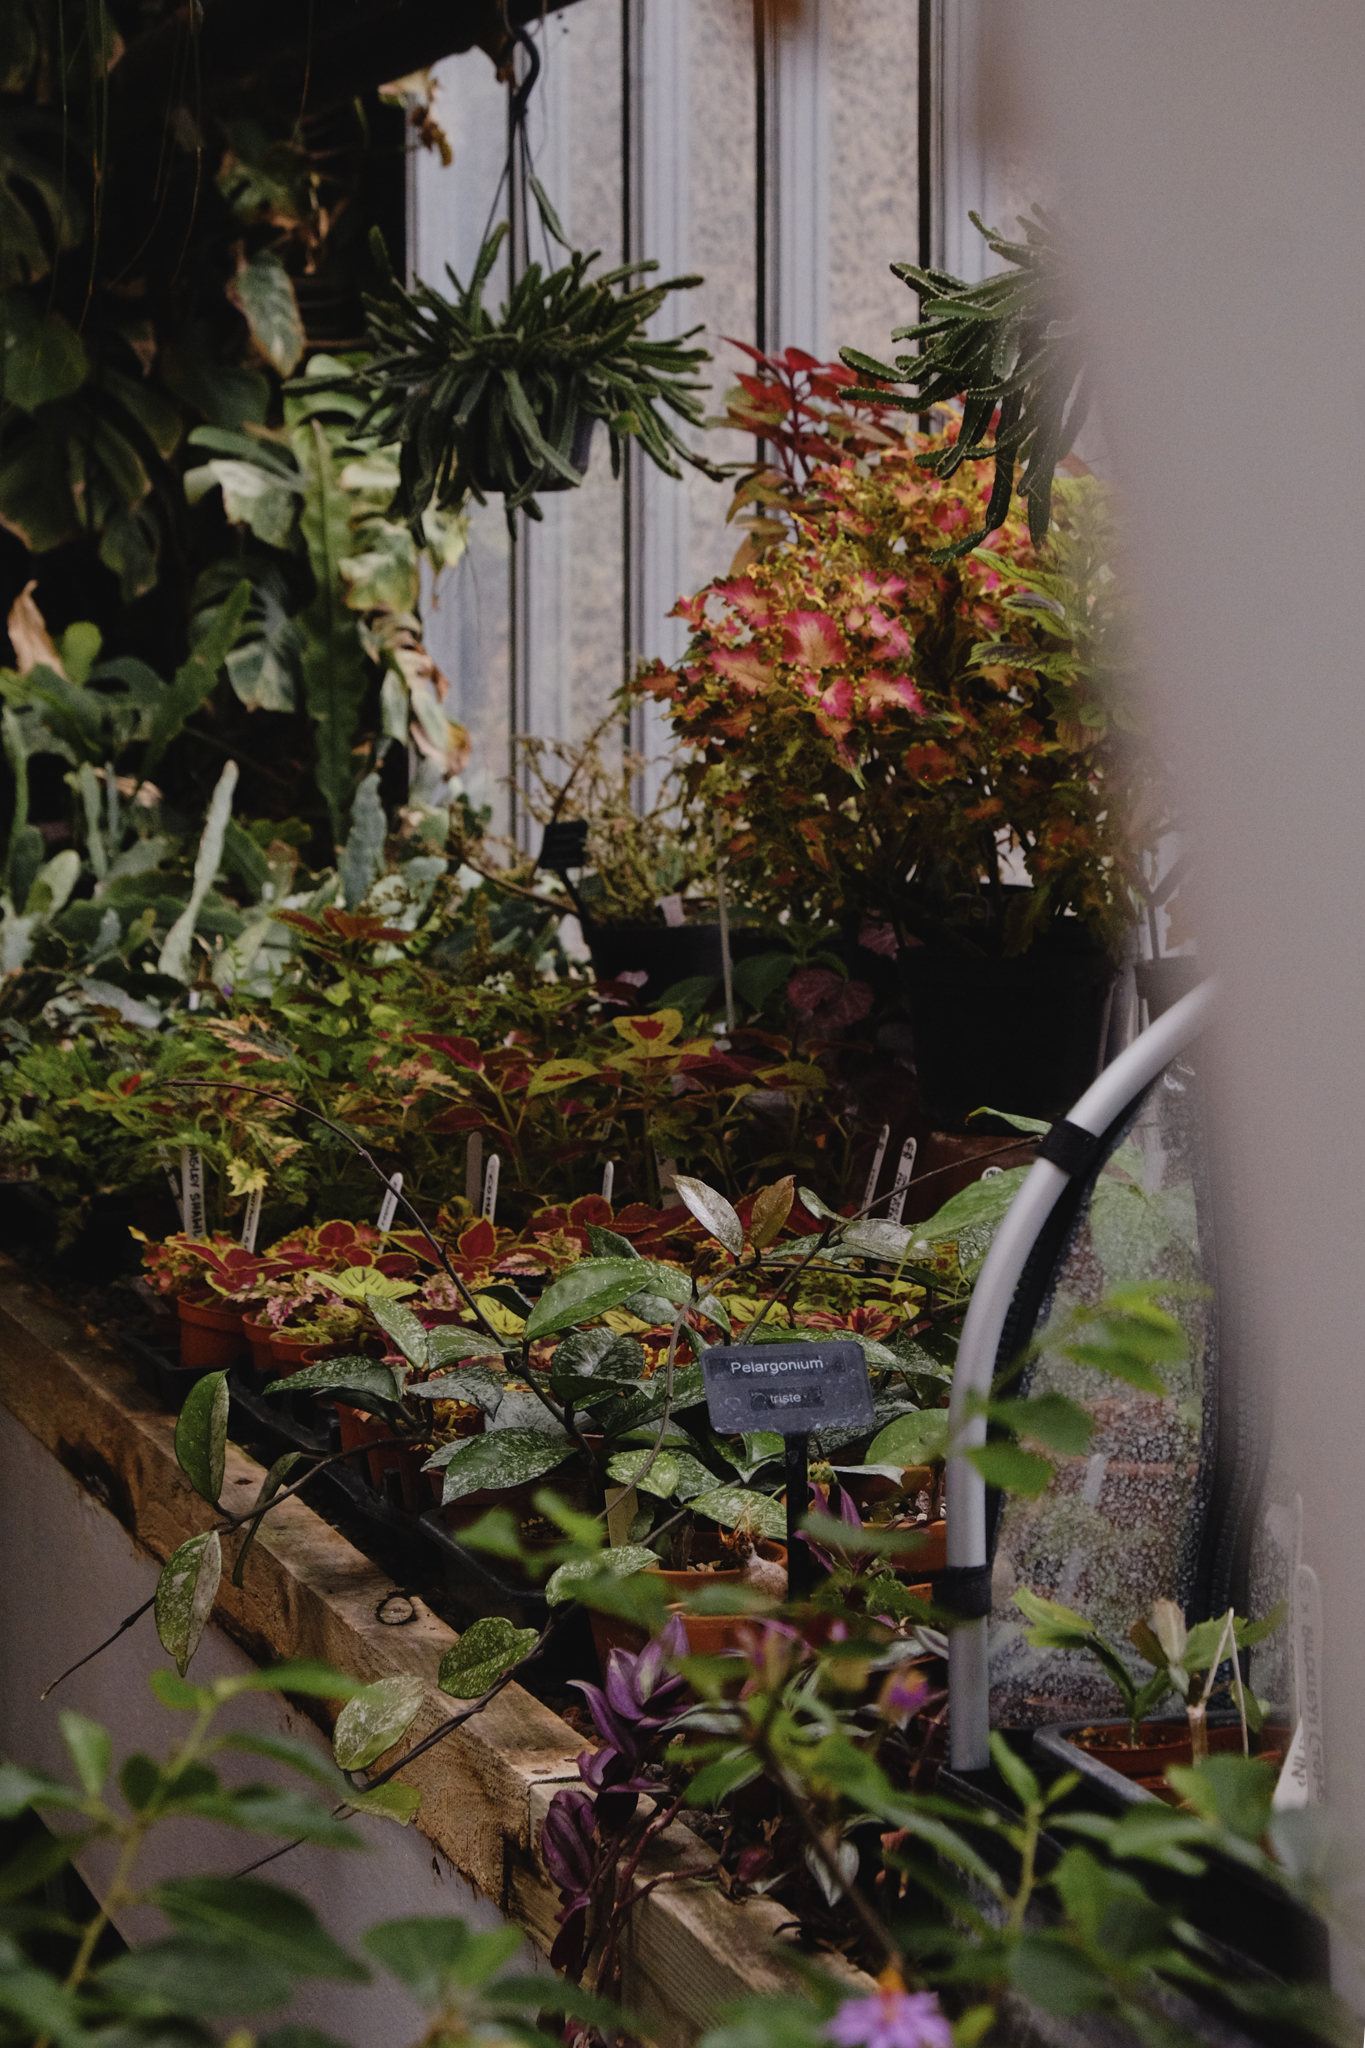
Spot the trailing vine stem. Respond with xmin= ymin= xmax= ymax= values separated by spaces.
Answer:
xmin=41 ymin=1439 xmax=389 ymax=1696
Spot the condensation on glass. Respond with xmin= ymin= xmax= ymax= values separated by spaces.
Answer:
xmin=988 ymin=1054 xmax=1218 ymax=1727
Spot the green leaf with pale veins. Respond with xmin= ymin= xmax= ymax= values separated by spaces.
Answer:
xmin=332 ymin=1674 xmax=426 ymax=1771
xmin=365 ymin=1293 xmax=429 ymax=1369
xmin=545 ymin=1545 xmax=658 ymax=1607
xmin=437 ymin=1617 xmax=539 ymax=1699
xmin=671 ymin=1176 xmax=744 ymax=1256
xmin=155 ymin=1530 xmax=222 ymax=1676
xmin=174 ymin=1369 xmax=229 ymax=1505
xmin=523 ymin=1257 xmax=655 ymax=1340
xmin=234 ymin=249 xmax=306 ymax=375
xmin=425 ymin=1427 xmax=571 ymax=1506
xmin=686 ymin=1486 xmax=785 ymax=1539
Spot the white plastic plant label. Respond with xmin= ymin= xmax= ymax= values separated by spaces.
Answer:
xmin=886 ymin=1136 xmax=918 ymax=1224
xmin=1290 ymin=1561 xmax=1327 ymax=1804
xmin=180 ymin=1147 xmax=206 ymax=1240
xmin=239 ymin=1184 xmax=264 ymax=1253
xmin=1272 ymin=1720 xmax=1310 ymax=1811
xmin=658 ymin=893 xmax=685 ymax=927
xmin=862 ymin=1123 xmax=890 ymax=1212
xmin=482 ymin=1152 xmax=500 ymax=1222
xmin=158 ymin=1145 xmax=185 ymax=1229
xmin=600 ymin=1159 xmax=615 ymax=1204
xmin=377 ymin=1171 xmax=403 ymax=1232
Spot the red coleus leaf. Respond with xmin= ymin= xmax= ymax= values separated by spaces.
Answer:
xmin=713 ymin=579 xmax=773 ymax=627
xmin=863 ymin=670 xmax=923 ymax=718
xmin=458 ymin=1218 xmax=498 ymax=1261
xmin=796 ymin=816 xmax=831 ymax=871
xmin=316 ymin=1221 xmax=361 ymax=1250
xmin=410 ymin=1033 xmax=485 ymax=1072
xmin=567 ymin=1194 xmax=614 ymax=1227
xmin=426 ymin=1106 xmax=487 ymax=1135
xmin=781 ymin=610 xmax=847 ymax=670
xmin=788 ymin=968 xmax=844 ymax=1014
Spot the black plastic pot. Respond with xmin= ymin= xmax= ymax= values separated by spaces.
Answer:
xmin=901 ymin=938 xmax=1115 ymax=1129
xmin=582 ymin=919 xmax=775 ymax=1007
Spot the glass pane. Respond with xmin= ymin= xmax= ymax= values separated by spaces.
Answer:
xmin=987 ymin=1052 xmax=1217 ymax=1727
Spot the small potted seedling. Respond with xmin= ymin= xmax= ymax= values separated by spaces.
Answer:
xmin=1016 ymin=1588 xmax=1287 ymax=1799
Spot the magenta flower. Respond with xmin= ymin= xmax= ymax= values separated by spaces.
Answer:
xmin=825 ymin=1986 xmax=952 ymax=2048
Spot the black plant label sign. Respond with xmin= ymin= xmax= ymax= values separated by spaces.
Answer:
xmin=700 ymin=1341 xmax=874 ymax=1436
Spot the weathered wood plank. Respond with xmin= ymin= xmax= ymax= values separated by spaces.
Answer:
xmin=0 ymin=1260 xmax=872 ymax=2040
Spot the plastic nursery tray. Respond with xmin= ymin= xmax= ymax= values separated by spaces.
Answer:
xmin=1032 ymin=1712 xmax=1288 ymax=1809
xmin=418 ymin=1507 xmax=550 ymax=1625
xmin=416 ymin=1512 xmax=602 ymax=1693
xmin=226 ymin=1370 xmax=426 ymax=1551
xmin=120 ymin=1329 xmax=221 ymax=1412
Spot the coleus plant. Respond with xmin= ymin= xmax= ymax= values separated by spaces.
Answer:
xmin=631 ymin=421 xmax=1138 ymax=958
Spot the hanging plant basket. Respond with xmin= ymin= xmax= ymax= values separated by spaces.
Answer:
xmin=320 ymin=201 xmax=727 ymax=527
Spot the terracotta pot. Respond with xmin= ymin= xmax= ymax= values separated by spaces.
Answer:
xmin=1068 ymin=1719 xmax=1289 ymax=1802
xmin=269 ymin=1331 xmax=377 ymax=1376
xmin=588 ymin=1539 xmax=789 ymax=1668
xmin=891 ymin=1518 xmax=946 ymax=1577
xmin=650 ymin=1533 xmax=786 ymax=1596
xmin=177 ymin=1295 xmax=245 ymax=1370
xmin=782 ymin=1495 xmax=947 ymax=1579
xmin=335 ymin=1403 xmax=430 ymax=1512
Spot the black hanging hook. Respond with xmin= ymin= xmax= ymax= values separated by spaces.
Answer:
xmin=509 ymin=24 xmax=541 ymax=133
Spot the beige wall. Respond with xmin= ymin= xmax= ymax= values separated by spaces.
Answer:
xmin=995 ymin=0 xmax=1365 ymax=1978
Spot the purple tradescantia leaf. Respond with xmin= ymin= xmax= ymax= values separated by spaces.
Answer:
xmin=541 ymin=1786 xmax=596 ymax=1895
xmin=550 ymin=1898 xmax=589 ymax=1978
xmin=569 ymin=1678 xmax=640 ymax=1757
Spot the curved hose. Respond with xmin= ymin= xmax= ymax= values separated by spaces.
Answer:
xmin=945 ymin=976 xmax=1219 ymax=1769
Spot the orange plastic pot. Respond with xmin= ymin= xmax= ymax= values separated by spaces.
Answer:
xmin=177 ymin=1295 xmax=245 ymax=1370
xmin=893 ymin=1518 xmax=946 ymax=1577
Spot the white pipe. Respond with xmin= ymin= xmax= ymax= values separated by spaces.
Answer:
xmin=945 ymin=976 xmax=1218 ymax=1770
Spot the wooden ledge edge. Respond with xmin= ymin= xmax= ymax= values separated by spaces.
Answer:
xmin=0 ymin=1258 xmax=873 ymax=2040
